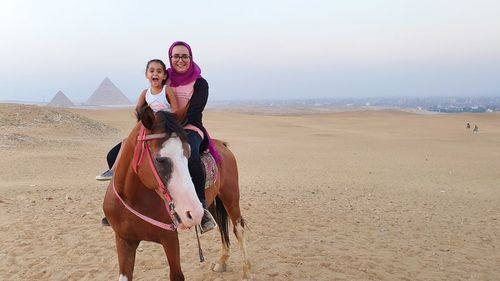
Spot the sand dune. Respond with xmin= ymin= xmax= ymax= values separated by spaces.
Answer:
xmin=0 ymin=104 xmax=499 ymax=280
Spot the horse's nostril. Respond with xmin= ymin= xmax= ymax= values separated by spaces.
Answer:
xmin=156 ymin=156 xmax=166 ymax=163
xmin=186 ymin=211 xmax=193 ymax=220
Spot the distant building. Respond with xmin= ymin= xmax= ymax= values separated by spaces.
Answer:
xmin=47 ymin=90 xmax=74 ymax=107
xmin=86 ymin=77 xmax=132 ymax=106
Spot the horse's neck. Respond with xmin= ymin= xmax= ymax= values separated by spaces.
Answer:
xmin=114 ymin=123 xmax=143 ymax=194
xmin=114 ymin=123 xmax=166 ymax=214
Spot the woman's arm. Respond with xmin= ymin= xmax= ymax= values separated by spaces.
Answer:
xmin=185 ymin=77 xmax=208 ymax=125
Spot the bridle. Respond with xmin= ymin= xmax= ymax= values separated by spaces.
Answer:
xmin=112 ymin=124 xmax=181 ymax=231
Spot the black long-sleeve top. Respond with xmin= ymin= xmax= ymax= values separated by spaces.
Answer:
xmin=184 ymin=77 xmax=208 ymax=131
xmin=182 ymin=77 xmax=210 ymax=150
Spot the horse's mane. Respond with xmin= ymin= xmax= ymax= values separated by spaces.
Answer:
xmin=157 ymin=111 xmax=188 ymax=142
xmin=136 ymin=106 xmax=188 ymax=142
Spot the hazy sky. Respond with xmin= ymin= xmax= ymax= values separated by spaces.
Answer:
xmin=1 ymin=0 xmax=499 ymax=102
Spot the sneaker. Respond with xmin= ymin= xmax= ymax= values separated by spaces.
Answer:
xmin=199 ymin=209 xmax=217 ymax=234
xmin=95 ymin=169 xmax=113 ymax=181
xmin=101 ymin=217 xmax=110 ymax=226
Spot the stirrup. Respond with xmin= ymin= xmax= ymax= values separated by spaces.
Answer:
xmin=199 ymin=209 xmax=217 ymax=234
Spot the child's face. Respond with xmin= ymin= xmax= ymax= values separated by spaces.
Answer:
xmin=170 ymin=45 xmax=191 ymax=74
xmin=146 ymin=62 xmax=166 ymax=88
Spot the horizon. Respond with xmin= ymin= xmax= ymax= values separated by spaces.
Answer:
xmin=1 ymin=0 xmax=499 ymax=102
xmin=3 ymin=94 xmax=499 ymax=104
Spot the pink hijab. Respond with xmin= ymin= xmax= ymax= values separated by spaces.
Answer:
xmin=167 ymin=41 xmax=202 ymax=87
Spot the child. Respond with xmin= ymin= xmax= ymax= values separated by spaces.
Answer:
xmin=95 ymin=59 xmax=177 ymax=181
xmin=136 ymin=59 xmax=177 ymax=114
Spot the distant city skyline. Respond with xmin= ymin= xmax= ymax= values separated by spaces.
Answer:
xmin=1 ymin=0 xmax=499 ymax=102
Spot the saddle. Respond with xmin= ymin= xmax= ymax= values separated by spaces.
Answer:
xmin=201 ymin=151 xmax=218 ymax=189
xmin=200 ymin=133 xmax=221 ymax=189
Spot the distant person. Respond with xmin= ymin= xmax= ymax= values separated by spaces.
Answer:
xmin=95 ymin=59 xmax=177 ymax=182
xmin=473 ymin=124 xmax=479 ymax=134
xmin=165 ymin=40 xmax=217 ymax=234
xmin=466 ymin=123 xmax=470 ymax=129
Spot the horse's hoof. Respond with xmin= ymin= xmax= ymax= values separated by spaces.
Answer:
xmin=211 ymin=262 xmax=227 ymax=272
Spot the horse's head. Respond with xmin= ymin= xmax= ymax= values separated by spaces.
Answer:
xmin=136 ymin=106 xmax=203 ymax=229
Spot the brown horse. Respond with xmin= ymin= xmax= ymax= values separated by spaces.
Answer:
xmin=103 ymin=108 xmax=251 ymax=281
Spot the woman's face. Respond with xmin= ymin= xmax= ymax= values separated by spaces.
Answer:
xmin=170 ymin=45 xmax=191 ymax=74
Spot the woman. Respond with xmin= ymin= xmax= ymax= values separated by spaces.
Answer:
xmin=167 ymin=41 xmax=216 ymax=234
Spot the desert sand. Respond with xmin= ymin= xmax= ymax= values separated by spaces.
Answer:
xmin=0 ymin=103 xmax=499 ymax=281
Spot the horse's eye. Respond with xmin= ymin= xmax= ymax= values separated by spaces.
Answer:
xmin=156 ymin=156 xmax=169 ymax=164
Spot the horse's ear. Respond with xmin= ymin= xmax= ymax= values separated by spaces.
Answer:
xmin=137 ymin=106 xmax=155 ymax=129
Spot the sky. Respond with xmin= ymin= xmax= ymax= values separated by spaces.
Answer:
xmin=1 ymin=0 xmax=499 ymax=103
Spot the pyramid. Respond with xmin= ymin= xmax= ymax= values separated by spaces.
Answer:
xmin=47 ymin=90 xmax=74 ymax=107
xmin=86 ymin=77 xmax=132 ymax=105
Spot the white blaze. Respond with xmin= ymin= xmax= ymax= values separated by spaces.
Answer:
xmin=159 ymin=137 xmax=204 ymax=226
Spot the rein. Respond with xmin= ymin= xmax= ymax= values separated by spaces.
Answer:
xmin=112 ymin=178 xmax=177 ymax=231
xmin=113 ymin=124 xmax=180 ymax=231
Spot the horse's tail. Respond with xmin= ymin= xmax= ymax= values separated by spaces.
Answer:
xmin=213 ymin=195 xmax=230 ymax=247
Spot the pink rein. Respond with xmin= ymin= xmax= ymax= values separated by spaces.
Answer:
xmin=112 ymin=125 xmax=179 ymax=231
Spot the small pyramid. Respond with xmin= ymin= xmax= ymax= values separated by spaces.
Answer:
xmin=47 ymin=90 xmax=74 ymax=107
xmin=86 ymin=77 xmax=132 ymax=106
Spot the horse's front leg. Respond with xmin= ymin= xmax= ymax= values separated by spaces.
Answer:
xmin=161 ymin=234 xmax=184 ymax=281
xmin=115 ymin=234 xmax=139 ymax=281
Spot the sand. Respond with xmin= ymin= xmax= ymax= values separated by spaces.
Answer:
xmin=0 ymin=103 xmax=499 ymax=281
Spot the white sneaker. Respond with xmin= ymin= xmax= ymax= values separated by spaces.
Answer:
xmin=95 ymin=169 xmax=113 ymax=181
